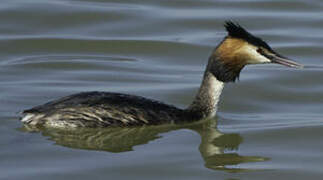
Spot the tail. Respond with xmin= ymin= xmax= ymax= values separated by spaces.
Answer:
xmin=21 ymin=112 xmax=45 ymax=125
xmin=20 ymin=113 xmax=36 ymax=124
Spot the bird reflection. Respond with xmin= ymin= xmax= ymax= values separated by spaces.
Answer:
xmin=20 ymin=117 xmax=268 ymax=172
xmin=191 ymin=119 xmax=269 ymax=172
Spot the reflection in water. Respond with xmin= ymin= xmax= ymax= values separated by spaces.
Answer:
xmin=194 ymin=120 xmax=269 ymax=172
xmin=20 ymin=118 xmax=268 ymax=172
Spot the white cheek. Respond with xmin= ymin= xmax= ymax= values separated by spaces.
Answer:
xmin=243 ymin=45 xmax=271 ymax=64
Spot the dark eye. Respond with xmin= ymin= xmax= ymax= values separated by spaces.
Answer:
xmin=257 ymin=48 xmax=263 ymax=54
xmin=257 ymin=48 xmax=273 ymax=59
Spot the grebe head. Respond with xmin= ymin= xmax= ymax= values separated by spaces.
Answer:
xmin=208 ymin=21 xmax=303 ymax=82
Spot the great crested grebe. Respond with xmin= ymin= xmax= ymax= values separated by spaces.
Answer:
xmin=21 ymin=21 xmax=303 ymax=128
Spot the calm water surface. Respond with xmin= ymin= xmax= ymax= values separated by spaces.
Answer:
xmin=1 ymin=0 xmax=323 ymax=179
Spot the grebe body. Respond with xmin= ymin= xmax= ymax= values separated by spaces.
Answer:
xmin=21 ymin=21 xmax=303 ymax=128
xmin=22 ymin=92 xmax=190 ymax=127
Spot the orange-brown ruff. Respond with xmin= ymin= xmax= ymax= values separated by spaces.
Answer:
xmin=213 ymin=38 xmax=249 ymax=81
xmin=216 ymin=38 xmax=253 ymax=67
xmin=21 ymin=21 xmax=303 ymax=128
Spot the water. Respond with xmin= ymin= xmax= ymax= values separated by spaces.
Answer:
xmin=1 ymin=0 xmax=323 ymax=179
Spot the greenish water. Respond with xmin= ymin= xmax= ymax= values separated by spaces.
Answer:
xmin=1 ymin=0 xmax=323 ymax=179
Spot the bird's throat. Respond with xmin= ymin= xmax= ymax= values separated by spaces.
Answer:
xmin=187 ymin=71 xmax=224 ymax=119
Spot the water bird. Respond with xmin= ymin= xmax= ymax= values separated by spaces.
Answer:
xmin=21 ymin=21 xmax=303 ymax=128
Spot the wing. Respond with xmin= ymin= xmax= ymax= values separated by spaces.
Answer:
xmin=23 ymin=91 xmax=184 ymax=126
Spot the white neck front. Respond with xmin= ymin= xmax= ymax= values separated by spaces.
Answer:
xmin=187 ymin=71 xmax=224 ymax=118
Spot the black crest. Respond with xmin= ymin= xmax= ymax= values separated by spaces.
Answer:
xmin=224 ymin=21 xmax=272 ymax=51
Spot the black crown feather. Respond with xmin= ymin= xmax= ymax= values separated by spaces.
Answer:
xmin=224 ymin=21 xmax=272 ymax=50
xmin=224 ymin=21 xmax=250 ymax=39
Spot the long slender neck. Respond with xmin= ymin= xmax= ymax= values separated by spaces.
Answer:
xmin=186 ymin=67 xmax=224 ymax=119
